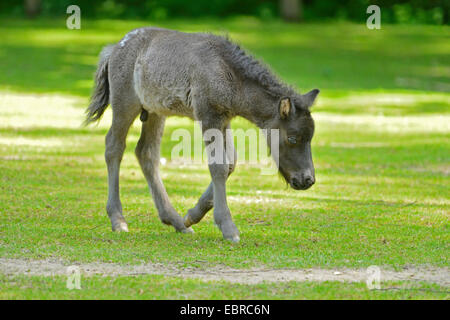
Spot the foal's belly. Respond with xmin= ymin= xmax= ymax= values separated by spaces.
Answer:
xmin=134 ymin=79 xmax=194 ymax=118
xmin=141 ymin=91 xmax=194 ymax=118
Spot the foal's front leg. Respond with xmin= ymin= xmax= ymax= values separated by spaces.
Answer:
xmin=201 ymin=119 xmax=240 ymax=242
xmin=184 ymin=124 xmax=237 ymax=227
xmin=135 ymin=113 xmax=193 ymax=233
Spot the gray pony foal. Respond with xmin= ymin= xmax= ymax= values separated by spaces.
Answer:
xmin=85 ymin=27 xmax=319 ymax=242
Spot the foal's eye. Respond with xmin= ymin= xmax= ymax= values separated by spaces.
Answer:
xmin=287 ymin=136 xmax=297 ymax=145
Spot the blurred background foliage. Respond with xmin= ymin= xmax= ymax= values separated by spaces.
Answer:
xmin=1 ymin=0 xmax=448 ymax=25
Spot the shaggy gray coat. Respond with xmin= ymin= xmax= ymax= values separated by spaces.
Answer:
xmin=86 ymin=27 xmax=319 ymax=242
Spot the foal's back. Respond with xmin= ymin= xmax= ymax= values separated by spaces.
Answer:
xmin=108 ymin=27 xmax=237 ymax=118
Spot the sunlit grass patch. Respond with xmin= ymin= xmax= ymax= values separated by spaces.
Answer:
xmin=317 ymin=91 xmax=450 ymax=115
xmin=315 ymin=113 xmax=450 ymax=133
xmin=0 ymin=91 xmax=89 ymax=129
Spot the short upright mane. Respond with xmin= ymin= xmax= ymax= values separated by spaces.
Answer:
xmin=216 ymin=36 xmax=295 ymax=98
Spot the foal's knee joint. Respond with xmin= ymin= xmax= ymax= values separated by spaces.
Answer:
xmin=105 ymin=147 xmax=124 ymax=164
xmin=209 ymin=164 xmax=229 ymax=180
xmin=105 ymin=134 xmax=126 ymax=163
xmin=135 ymin=141 xmax=152 ymax=163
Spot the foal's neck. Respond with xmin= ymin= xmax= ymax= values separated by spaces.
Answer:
xmin=237 ymin=82 xmax=280 ymax=129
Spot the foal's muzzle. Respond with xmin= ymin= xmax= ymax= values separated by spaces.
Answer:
xmin=290 ymin=175 xmax=315 ymax=190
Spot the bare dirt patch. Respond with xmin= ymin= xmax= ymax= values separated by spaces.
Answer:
xmin=0 ymin=258 xmax=448 ymax=286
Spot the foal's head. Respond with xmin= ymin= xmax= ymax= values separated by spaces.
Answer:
xmin=272 ymin=89 xmax=319 ymax=190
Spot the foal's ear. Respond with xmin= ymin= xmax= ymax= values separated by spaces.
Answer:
xmin=302 ymin=89 xmax=320 ymax=109
xmin=279 ymin=98 xmax=293 ymax=119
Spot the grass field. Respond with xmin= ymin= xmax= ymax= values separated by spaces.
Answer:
xmin=1 ymin=274 xmax=447 ymax=300
xmin=0 ymin=17 xmax=449 ymax=299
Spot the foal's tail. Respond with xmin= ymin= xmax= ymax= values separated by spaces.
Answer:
xmin=84 ymin=45 xmax=114 ymax=125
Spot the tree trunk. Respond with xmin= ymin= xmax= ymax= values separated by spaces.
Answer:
xmin=280 ymin=0 xmax=303 ymax=22
xmin=25 ymin=0 xmax=42 ymax=19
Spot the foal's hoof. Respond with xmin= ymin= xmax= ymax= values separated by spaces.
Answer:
xmin=224 ymin=234 xmax=240 ymax=243
xmin=112 ymin=221 xmax=129 ymax=232
xmin=180 ymin=227 xmax=195 ymax=234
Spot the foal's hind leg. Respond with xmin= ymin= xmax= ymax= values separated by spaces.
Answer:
xmin=184 ymin=124 xmax=237 ymax=228
xmin=105 ymin=105 xmax=140 ymax=232
xmin=135 ymin=113 xmax=193 ymax=233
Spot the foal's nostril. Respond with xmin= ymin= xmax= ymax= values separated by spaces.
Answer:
xmin=304 ymin=176 xmax=315 ymax=187
xmin=291 ymin=177 xmax=301 ymax=189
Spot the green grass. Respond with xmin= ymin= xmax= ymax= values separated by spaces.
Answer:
xmin=0 ymin=17 xmax=448 ymax=299
xmin=1 ymin=17 xmax=449 ymax=96
xmin=1 ymin=275 xmax=448 ymax=300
